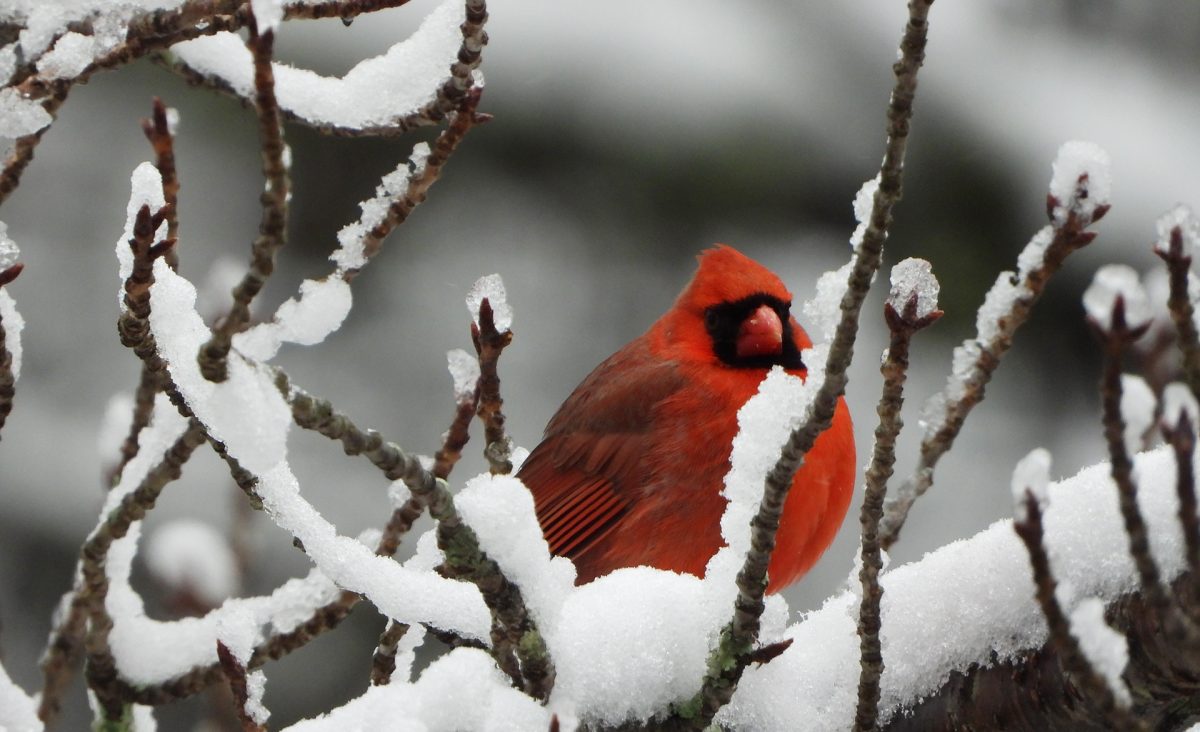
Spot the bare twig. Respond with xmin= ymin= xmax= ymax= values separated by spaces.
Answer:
xmin=0 ymin=90 xmax=67 ymax=208
xmin=472 ymin=298 xmax=513 ymax=474
xmin=141 ymin=98 xmax=181 ymax=263
xmin=216 ymin=641 xmax=268 ymax=732
xmin=1155 ymin=222 xmax=1200 ymax=397
xmin=689 ymin=1 xmax=935 ymax=726
xmin=199 ymin=15 xmax=289 ymax=383
xmin=1012 ymin=490 xmax=1145 ymax=731
xmin=855 ymin=293 xmax=941 ymax=732
xmin=1164 ymin=409 xmax=1200 ymax=590
xmin=1094 ymin=302 xmax=1178 ymax=628
xmin=109 ymin=99 xmax=183 ymax=488
xmin=880 ymin=193 xmax=1108 ymax=553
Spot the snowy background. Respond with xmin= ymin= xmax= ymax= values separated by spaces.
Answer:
xmin=2 ymin=0 xmax=1200 ymax=727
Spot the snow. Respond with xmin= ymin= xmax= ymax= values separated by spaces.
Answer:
xmin=1048 ymin=141 xmax=1112 ymax=227
xmin=127 ymin=183 xmax=492 ymax=641
xmin=97 ymin=391 xmax=135 ymax=467
xmin=849 ymin=174 xmax=880 ymax=252
xmin=0 ymin=289 xmax=23 ymax=378
xmin=333 ymin=160 xmax=410 ymax=272
xmin=218 ymin=607 xmax=271 ymax=725
xmin=0 ymin=658 xmax=39 ymax=732
xmin=803 ymin=263 xmax=852 ymax=343
xmin=455 ymin=474 xmax=576 ymax=632
xmin=233 ymin=277 xmax=353 ymax=360
xmin=0 ymin=87 xmax=52 ymax=138
xmin=145 ymin=519 xmax=239 ymax=606
xmin=1154 ymin=204 xmax=1199 ymax=259
xmin=1011 ymin=447 xmax=1051 ymax=522
xmin=37 ymin=31 xmax=100 ymax=79
xmin=887 ymin=257 xmax=939 ymax=320
xmin=115 ymin=162 xmax=167 ymax=295
xmin=1069 ymin=597 xmax=1131 ymax=708
xmin=284 ymin=648 xmax=552 ymax=731
xmin=466 ymin=273 xmax=513 ymax=332
xmin=1162 ymin=382 xmax=1200 ymax=432
xmin=446 ymin=348 xmax=480 ymax=404
xmin=720 ymin=446 xmax=1188 ymax=729
xmin=975 ymin=271 xmax=1023 ymax=344
xmin=251 ymin=0 xmax=284 ymax=33
xmin=171 ymin=0 xmax=467 ymax=131
xmin=1120 ymin=375 xmax=1155 ymax=454
xmin=1082 ymin=264 xmax=1151 ymax=333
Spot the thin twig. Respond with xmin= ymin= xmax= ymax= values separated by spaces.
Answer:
xmin=83 ymin=421 xmax=209 ymax=720
xmin=142 ymin=97 xmax=181 ymax=266
xmin=284 ymin=377 xmax=555 ymax=699
xmin=109 ymin=99 xmax=184 ymax=488
xmin=0 ymin=90 xmax=67 ymax=208
xmin=199 ymin=15 xmax=289 ymax=383
xmin=370 ymin=620 xmax=410 ymax=686
xmin=854 ymin=294 xmax=941 ymax=732
xmin=689 ymin=1 xmax=935 ymax=726
xmin=1094 ymin=302 xmax=1178 ymax=629
xmin=472 ymin=298 xmax=513 ymax=474
xmin=1164 ymin=411 xmax=1200 ymax=593
xmin=1156 ymin=224 xmax=1200 ymax=398
xmin=158 ymin=0 xmax=487 ymax=137
xmin=1013 ymin=490 xmax=1145 ymax=731
xmin=216 ymin=642 xmax=268 ymax=732
xmin=879 ymin=194 xmax=1108 ymax=553
xmin=343 ymin=88 xmax=490 ymax=282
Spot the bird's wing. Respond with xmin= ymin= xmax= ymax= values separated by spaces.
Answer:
xmin=516 ymin=340 xmax=684 ymax=569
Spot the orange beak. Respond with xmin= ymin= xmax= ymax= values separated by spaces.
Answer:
xmin=735 ymin=303 xmax=784 ymax=359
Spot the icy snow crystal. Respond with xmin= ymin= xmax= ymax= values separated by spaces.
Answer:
xmin=887 ymin=257 xmax=939 ymax=320
xmin=466 ymin=273 xmax=513 ymax=332
xmin=1120 ymin=375 xmax=1156 ymax=454
xmin=1069 ymin=597 xmax=1131 ymax=707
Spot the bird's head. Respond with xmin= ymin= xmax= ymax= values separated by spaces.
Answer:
xmin=657 ymin=245 xmax=809 ymax=371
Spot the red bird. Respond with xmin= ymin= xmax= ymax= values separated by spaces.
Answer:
xmin=518 ymin=246 xmax=856 ymax=593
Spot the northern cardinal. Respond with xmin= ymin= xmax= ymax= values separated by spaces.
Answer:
xmin=517 ymin=246 xmax=855 ymax=593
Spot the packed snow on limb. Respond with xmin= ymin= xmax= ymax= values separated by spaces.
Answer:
xmin=719 ymin=446 xmax=1189 ymax=730
xmin=1069 ymin=596 xmax=1132 ymax=708
xmin=171 ymin=0 xmax=467 ymax=131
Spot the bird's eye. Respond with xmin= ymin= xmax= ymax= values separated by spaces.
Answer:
xmin=704 ymin=309 xmax=719 ymax=331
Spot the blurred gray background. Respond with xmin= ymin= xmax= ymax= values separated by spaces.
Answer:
xmin=3 ymin=0 xmax=1200 ymax=727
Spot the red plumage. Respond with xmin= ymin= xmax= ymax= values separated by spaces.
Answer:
xmin=518 ymin=245 xmax=856 ymax=593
